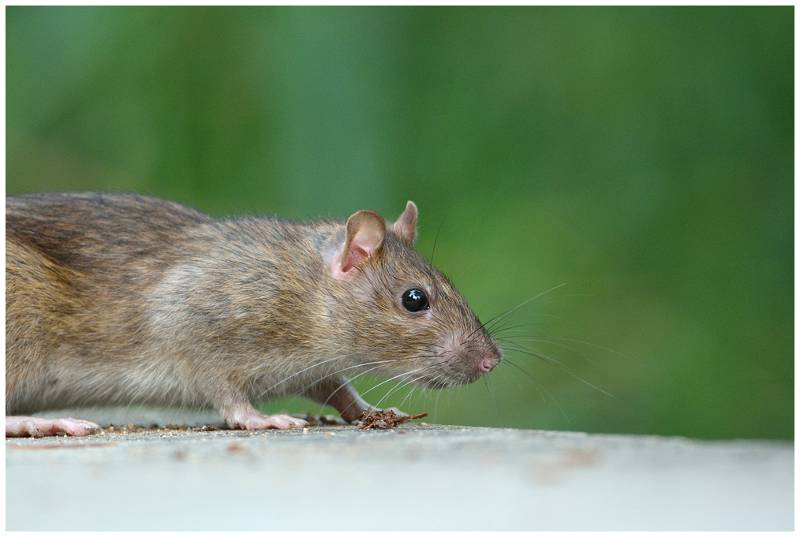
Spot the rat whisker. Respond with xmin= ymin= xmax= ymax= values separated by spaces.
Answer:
xmin=398 ymin=371 xmax=433 ymax=409
xmin=397 ymin=383 xmax=418 ymax=410
xmin=487 ymin=321 xmax=551 ymax=337
xmin=501 ymin=358 xmax=572 ymax=424
xmin=495 ymin=335 xmax=600 ymax=366
xmin=433 ymin=380 xmax=445 ymax=419
xmin=485 ymin=282 xmax=568 ymax=329
xmin=310 ymin=354 xmax=440 ymax=415
xmin=315 ymin=362 xmax=391 ymax=415
xmin=257 ymin=352 xmax=359 ymax=399
xmin=381 ymin=361 xmax=445 ymax=401
xmin=418 ymin=373 xmax=445 ymax=416
xmin=373 ymin=371 xmax=427 ymax=410
xmin=539 ymin=334 xmax=634 ymax=360
xmin=304 ymin=358 xmax=405 ymax=394
xmin=505 ymin=346 xmax=615 ymax=399
xmin=502 ymin=342 xmax=567 ymax=366
xmin=339 ymin=366 xmax=429 ymax=417
xmin=429 ymin=215 xmax=447 ymax=266
xmin=482 ymin=374 xmax=500 ymax=419
xmin=487 ymin=311 xmax=565 ymax=335
xmin=467 ymin=282 xmax=568 ymax=342
xmin=349 ymin=358 xmax=449 ymax=416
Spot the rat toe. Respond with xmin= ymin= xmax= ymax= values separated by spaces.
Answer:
xmin=274 ymin=415 xmax=308 ymax=428
xmin=56 ymin=418 xmax=101 ymax=436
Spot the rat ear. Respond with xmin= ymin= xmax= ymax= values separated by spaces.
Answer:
xmin=335 ymin=209 xmax=386 ymax=276
xmin=392 ymin=200 xmax=418 ymax=245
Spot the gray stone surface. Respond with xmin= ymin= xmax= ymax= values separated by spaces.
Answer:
xmin=6 ymin=407 xmax=793 ymax=531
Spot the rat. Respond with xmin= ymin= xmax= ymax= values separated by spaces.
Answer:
xmin=6 ymin=193 xmax=502 ymax=437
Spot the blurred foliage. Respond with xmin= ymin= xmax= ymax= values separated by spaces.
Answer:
xmin=6 ymin=7 xmax=793 ymax=439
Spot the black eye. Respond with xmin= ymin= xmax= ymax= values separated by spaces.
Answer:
xmin=402 ymin=288 xmax=429 ymax=312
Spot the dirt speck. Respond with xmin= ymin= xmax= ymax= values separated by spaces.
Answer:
xmin=530 ymin=447 xmax=602 ymax=485
xmin=225 ymin=442 xmax=247 ymax=454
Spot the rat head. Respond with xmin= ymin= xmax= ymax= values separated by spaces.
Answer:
xmin=325 ymin=201 xmax=502 ymax=388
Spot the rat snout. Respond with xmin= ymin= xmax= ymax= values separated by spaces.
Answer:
xmin=441 ymin=332 xmax=503 ymax=383
xmin=476 ymin=346 xmax=502 ymax=373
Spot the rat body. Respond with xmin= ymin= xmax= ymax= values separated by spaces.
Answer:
xmin=6 ymin=193 xmax=501 ymax=436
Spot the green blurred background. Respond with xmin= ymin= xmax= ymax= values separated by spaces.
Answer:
xmin=6 ymin=7 xmax=793 ymax=439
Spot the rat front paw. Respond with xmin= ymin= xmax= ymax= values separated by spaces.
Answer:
xmin=227 ymin=413 xmax=308 ymax=431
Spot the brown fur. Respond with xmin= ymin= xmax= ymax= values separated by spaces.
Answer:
xmin=6 ymin=193 xmax=500 ymax=425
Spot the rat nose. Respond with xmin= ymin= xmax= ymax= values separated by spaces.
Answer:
xmin=478 ymin=357 xmax=497 ymax=373
xmin=476 ymin=345 xmax=502 ymax=373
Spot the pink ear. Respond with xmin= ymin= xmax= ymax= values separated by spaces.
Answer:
xmin=392 ymin=200 xmax=418 ymax=245
xmin=335 ymin=210 xmax=386 ymax=277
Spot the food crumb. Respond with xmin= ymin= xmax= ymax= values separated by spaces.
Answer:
xmin=358 ymin=410 xmax=429 ymax=430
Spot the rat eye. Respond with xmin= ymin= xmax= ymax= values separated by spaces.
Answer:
xmin=402 ymin=288 xmax=429 ymax=312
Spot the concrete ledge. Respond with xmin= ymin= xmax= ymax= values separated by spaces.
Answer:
xmin=6 ymin=408 xmax=793 ymax=530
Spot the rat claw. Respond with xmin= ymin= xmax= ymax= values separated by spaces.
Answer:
xmin=280 ymin=415 xmax=310 ymax=428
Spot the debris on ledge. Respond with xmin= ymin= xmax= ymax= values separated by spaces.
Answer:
xmin=357 ymin=409 xmax=429 ymax=430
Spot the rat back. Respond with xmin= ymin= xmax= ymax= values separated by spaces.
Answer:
xmin=6 ymin=193 xmax=216 ymax=413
